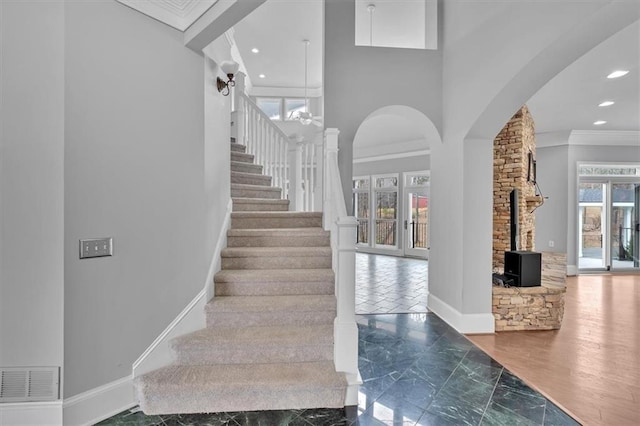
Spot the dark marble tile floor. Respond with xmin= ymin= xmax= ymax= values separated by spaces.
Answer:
xmin=97 ymin=313 xmax=579 ymax=426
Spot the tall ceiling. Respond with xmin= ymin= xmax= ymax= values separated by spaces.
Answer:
xmin=231 ymin=2 xmax=638 ymax=139
xmin=527 ymin=19 xmax=640 ymax=134
xmin=125 ymin=1 xmax=639 ymax=137
xmin=232 ymin=0 xmax=323 ymax=91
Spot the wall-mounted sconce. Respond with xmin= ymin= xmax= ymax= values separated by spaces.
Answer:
xmin=216 ymin=61 xmax=240 ymax=96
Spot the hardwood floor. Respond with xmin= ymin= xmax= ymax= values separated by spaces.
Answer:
xmin=467 ymin=274 xmax=640 ymax=426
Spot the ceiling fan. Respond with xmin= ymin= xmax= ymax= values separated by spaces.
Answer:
xmin=290 ymin=39 xmax=323 ymax=127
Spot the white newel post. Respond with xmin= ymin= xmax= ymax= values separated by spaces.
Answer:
xmin=232 ymin=72 xmax=246 ymax=145
xmin=334 ymin=217 xmax=358 ymax=370
xmin=323 ymin=128 xmax=360 ymax=405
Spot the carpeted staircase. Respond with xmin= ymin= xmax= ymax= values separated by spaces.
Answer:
xmin=134 ymin=138 xmax=347 ymax=414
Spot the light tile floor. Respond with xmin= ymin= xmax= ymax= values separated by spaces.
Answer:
xmin=356 ymin=253 xmax=428 ymax=315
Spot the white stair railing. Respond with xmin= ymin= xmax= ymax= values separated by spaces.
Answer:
xmin=232 ymin=72 xmax=289 ymax=200
xmin=323 ymin=128 xmax=360 ymax=405
xmin=291 ymin=138 xmax=323 ymax=212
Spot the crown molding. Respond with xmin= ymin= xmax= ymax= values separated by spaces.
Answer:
xmin=117 ymin=0 xmax=217 ymax=31
xmin=354 ymin=150 xmax=431 ymax=164
xmin=537 ymin=130 xmax=640 ymax=148
xmin=568 ymin=130 xmax=640 ymax=146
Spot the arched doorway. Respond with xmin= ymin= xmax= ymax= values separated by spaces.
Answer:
xmin=351 ymin=105 xmax=441 ymax=314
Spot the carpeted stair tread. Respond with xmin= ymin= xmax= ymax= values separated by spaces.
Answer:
xmin=232 ymin=198 xmax=290 ymax=212
xmin=172 ymin=324 xmax=333 ymax=348
xmin=207 ymin=295 xmax=335 ymax=316
xmin=227 ymin=228 xmax=330 ymax=247
xmin=231 ymin=161 xmax=262 ymax=174
xmin=228 ymin=228 xmax=328 ymax=237
xmin=230 ymin=143 xmax=246 ymax=153
xmin=230 ymin=152 xmax=255 ymax=163
xmin=231 ymin=211 xmax=323 ymax=229
xmin=232 ymin=211 xmax=323 ymax=219
xmin=134 ymin=361 xmax=346 ymax=414
xmin=215 ymin=268 xmax=334 ymax=283
xmin=170 ymin=324 xmax=334 ymax=365
xmin=231 ymin=171 xmax=271 ymax=185
xmin=222 ymin=246 xmax=331 ymax=258
xmin=214 ymin=269 xmax=334 ymax=296
xmin=231 ymin=184 xmax=281 ymax=200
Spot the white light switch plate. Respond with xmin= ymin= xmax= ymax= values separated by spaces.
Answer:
xmin=79 ymin=238 xmax=113 ymax=259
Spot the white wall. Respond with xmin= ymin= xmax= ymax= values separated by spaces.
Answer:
xmin=535 ymin=144 xmax=570 ymax=254
xmin=63 ymin=1 xmax=207 ymax=397
xmin=0 ymin=0 xmax=65 ymax=373
xmin=324 ymin=0 xmax=442 ymax=206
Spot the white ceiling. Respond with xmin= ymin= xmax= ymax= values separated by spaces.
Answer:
xmin=231 ymin=2 xmax=638 ymax=142
xmin=232 ymin=0 xmax=323 ymax=92
xmin=527 ymin=19 xmax=640 ymax=134
xmin=123 ymin=1 xmax=639 ymax=138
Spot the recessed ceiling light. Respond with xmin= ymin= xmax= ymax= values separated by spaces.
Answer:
xmin=593 ymin=120 xmax=607 ymax=125
xmin=259 ymin=74 xmax=266 ymax=79
xmin=598 ymin=101 xmax=615 ymax=107
xmin=607 ymin=70 xmax=629 ymax=79
xmin=251 ymin=48 xmax=259 ymax=53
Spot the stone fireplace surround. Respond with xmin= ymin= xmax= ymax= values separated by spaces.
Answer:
xmin=492 ymin=106 xmax=566 ymax=332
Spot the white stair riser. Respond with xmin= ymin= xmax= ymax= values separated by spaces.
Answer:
xmin=214 ymin=281 xmax=334 ymax=296
xmin=206 ymin=310 xmax=336 ymax=328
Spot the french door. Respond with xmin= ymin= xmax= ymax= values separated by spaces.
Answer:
xmin=404 ymin=188 xmax=429 ymax=258
xmin=579 ymin=178 xmax=640 ymax=271
xmin=403 ymin=173 xmax=429 ymax=258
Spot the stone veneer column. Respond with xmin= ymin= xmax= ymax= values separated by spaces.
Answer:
xmin=493 ymin=106 xmax=538 ymax=270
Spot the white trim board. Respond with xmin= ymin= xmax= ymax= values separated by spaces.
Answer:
xmin=116 ymin=0 xmax=217 ymax=31
xmin=353 ymin=150 xmax=431 ymax=164
xmin=62 ymin=376 xmax=134 ymax=426
xmin=0 ymin=401 xmax=62 ymax=426
xmin=427 ymin=293 xmax=495 ymax=334
xmin=537 ymin=130 xmax=640 ymax=148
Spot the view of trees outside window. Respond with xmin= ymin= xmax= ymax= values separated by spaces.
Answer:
xmin=374 ymin=176 xmax=398 ymax=246
xmin=353 ymin=178 xmax=370 ymax=244
xmin=611 ymin=183 xmax=636 ymax=261
xmin=255 ymin=98 xmax=281 ymax=120
xmin=409 ymin=193 xmax=428 ymax=249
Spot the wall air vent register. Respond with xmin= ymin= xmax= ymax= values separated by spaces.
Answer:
xmin=0 ymin=366 xmax=59 ymax=402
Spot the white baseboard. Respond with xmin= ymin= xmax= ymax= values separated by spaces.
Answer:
xmin=132 ymin=289 xmax=207 ymax=378
xmin=427 ymin=293 xmax=495 ymax=334
xmin=132 ymin=199 xmax=232 ymax=378
xmin=0 ymin=401 xmax=62 ymax=426
xmin=206 ymin=199 xmax=233 ymax=301
xmin=567 ymin=264 xmax=578 ymax=276
xmin=62 ymin=376 xmax=134 ymax=426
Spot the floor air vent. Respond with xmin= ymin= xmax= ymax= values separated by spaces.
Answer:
xmin=0 ymin=367 xmax=59 ymax=402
